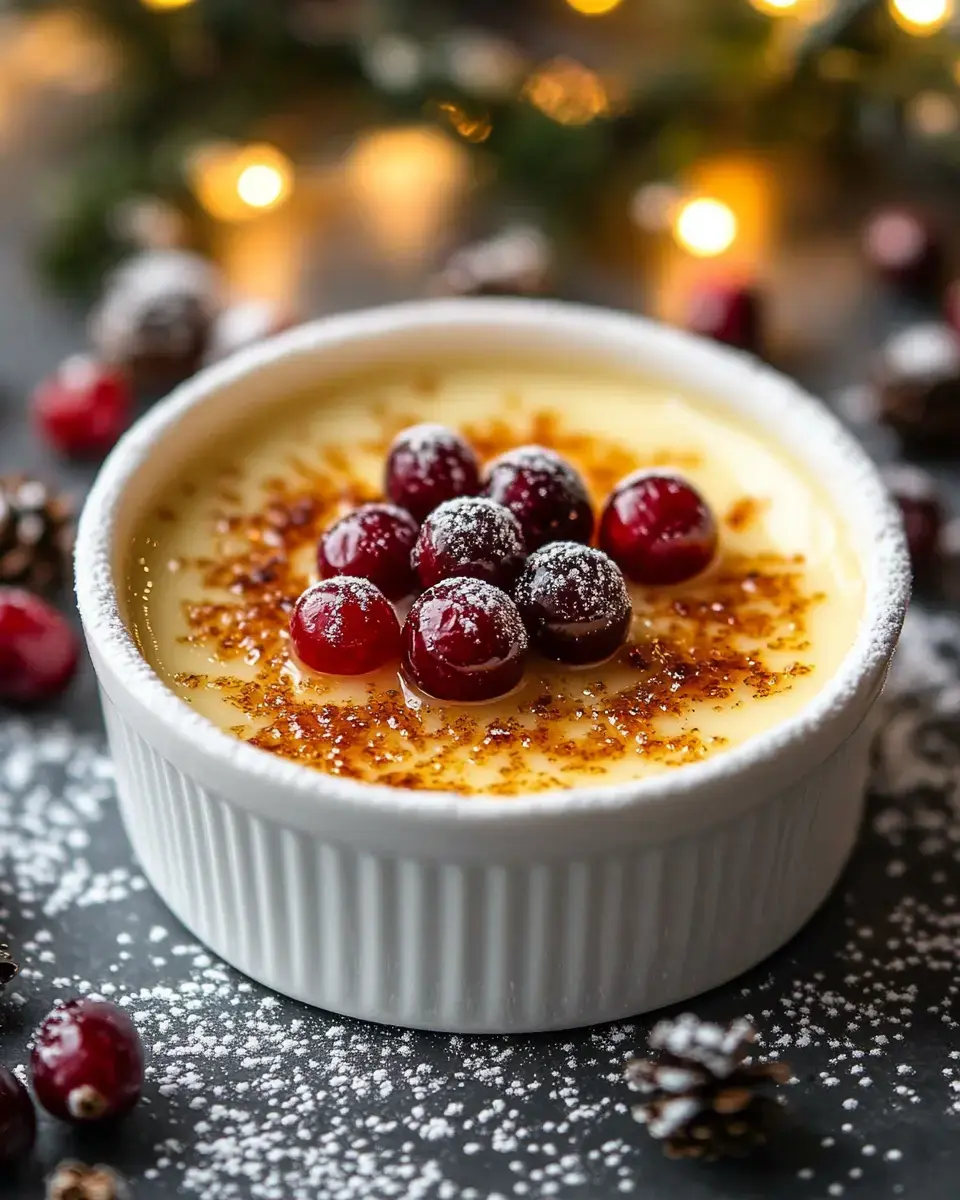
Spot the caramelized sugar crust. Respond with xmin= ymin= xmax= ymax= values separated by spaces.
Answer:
xmin=162 ymin=405 xmax=822 ymax=796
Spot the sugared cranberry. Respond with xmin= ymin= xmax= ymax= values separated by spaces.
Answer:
xmin=32 ymin=356 xmax=132 ymax=459
xmin=483 ymin=446 xmax=593 ymax=551
xmin=290 ymin=577 xmax=400 ymax=675
xmin=413 ymin=497 xmax=527 ymax=591
xmin=402 ymin=578 xmax=527 ymax=702
xmin=883 ymin=464 xmax=943 ymax=575
xmin=599 ymin=472 xmax=717 ymax=585
xmin=31 ymin=998 xmax=144 ymax=1124
xmin=515 ymin=543 xmax=632 ymax=665
xmin=0 ymin=589 xmax=79 ymax=704
xmin=685 ymin=281 xmax=763 ymax=354
xmin=385 ymin=424 xmax=480 ymax=522
xmin=0 ymin=1066 xmax=36 ymax=1166
xmin=863 ymin=207 xmax=943 ymax=295
xmin=318 ymin=503 xmax=419 ymax=600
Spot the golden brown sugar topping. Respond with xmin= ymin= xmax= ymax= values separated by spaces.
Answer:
xmin=157 ymin=403 xmax=827 ymax=796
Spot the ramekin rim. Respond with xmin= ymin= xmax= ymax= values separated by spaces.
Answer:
xmin=75 ymin=298 xmax=910 ymax=825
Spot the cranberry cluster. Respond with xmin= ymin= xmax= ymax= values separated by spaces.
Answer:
xmin=290 ymin=425 xmax=718 ymax=703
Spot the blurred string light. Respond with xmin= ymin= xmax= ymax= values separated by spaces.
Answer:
xmin=522 ymin=57 xmax=611 ymax=125
xmin=888 ymin=0 xmax=953 ymax=34
xmin=673 ymin=198 xmax=738 ymax=257
xmin=435 ymin=101 xmax=493 ymax=143
xmin=140 ymin=0 xmax=197 ymax=9
xmin=565 ymin=0 xmax=625 ymax=14
xmin=190 ymin=143 xmax=294 ymax=222
xmin=907 ymin=90 xmax=959 ymax=135
xmin=748 ymin=0 xmax=803 ymax=14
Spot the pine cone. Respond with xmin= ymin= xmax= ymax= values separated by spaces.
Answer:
xmin=0 ymin=943 xmax=17 ymax=989
xmin=624 ymin=1014 xmax=791 ymax=1161
xmin=46 ymin=1162 xmax=129 ymax=1200
xmin=0 ymin=478 xmax=73 ymax=595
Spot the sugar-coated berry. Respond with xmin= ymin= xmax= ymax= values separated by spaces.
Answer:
xmin=32 ymin=356 xmax=132 ymax=459
xmin=0 ymin=1066 xmax=36 ymax=1166
xmin=31 ymin=998 xmax=144 ymax=1124
xmin=0 ymin=589 xmax=79 ymax=704
xmin=413 ymin=497 xmax=527 ymax=591
xmin=483 ymin=445 xmax=593 ymax=551
xmin=599 ymin=472 xmax=717 ymax=585
xmin=402 ymin=578 xmax=528 ymax=703
xmin=515 ymin=543 xmax=632 ymax=665
xmin=318 ymin=503 xmax=419 ymax=600
xmin=385 ymin=424 xmax=480 ymax=523
xmin=290 ymin=577 xmax=400 ymax=675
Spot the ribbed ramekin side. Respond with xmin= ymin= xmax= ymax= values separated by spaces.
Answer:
xmin=101 ymin=692 xmax=871 ymax=1033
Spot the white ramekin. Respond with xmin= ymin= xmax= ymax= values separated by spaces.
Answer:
xmin=75 ymin=300 xmax=910 ymax=1033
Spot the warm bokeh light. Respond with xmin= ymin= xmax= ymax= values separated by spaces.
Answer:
xmin=674 ymin=198 xmax=739 ymax=258
xmin=748 ymin=0 xmax=802 ymax=14
xmin=565 ymin=0 xmax=625 ymax=14
xmin=907 ymin=90 xmax=959 ymax=135
xmin=140 ymin=0 xmax=197 ymax=9
xmin=190 ymin=143 xmax=294 ymax=222
xmin=523 ymin=58 xmax=610 ymax=125
xmin=888 ymin=0 xmax=953 ymax=34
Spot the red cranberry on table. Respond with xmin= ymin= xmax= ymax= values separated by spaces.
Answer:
xmin=684 ymin=280 xmax=762 ymax=354
xmin=318 ymin=503 xmax=419 ymax=600
xmin=483 ymin=446 xmax=594 ymax=552
xmin=32 ymin=356 xmax=132 ymax=459
xmin=862 ymin=207 xmax=943 ymax=295
xmin=0 ymin=589 xmax=79 ymax=704
xmin=31 ymin=998 xmax=144 ymax=1124
xmin=385 ymin=424 xmax=480 ymax=523
xmin=0 ymin=1066 xmax=36 ymax=1166
xmin=402 ymin=577 xmax=528 ymax=702
xmin=599 ymin=472 xmax=718 ymax=586
xmin=882 ymin=464 xmax=943 ymax=575
xmin=413 ymin=497 xmax=527 ymax=591
xmin=515 ymin=543 xmax=632 ymax=665
xmin=290 ymin=577 xmax=400 ymax=675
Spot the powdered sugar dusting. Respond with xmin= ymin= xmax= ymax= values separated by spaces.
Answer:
xmin=416 ymin=496 xmax=525 ymax=563
xmin=516 ymin=542 xmax=629 ymax=623
xmin=486 ymin=445 xmax=589 ymax=501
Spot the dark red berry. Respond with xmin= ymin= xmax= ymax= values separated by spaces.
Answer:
xmin=32 ymin=356 xmax=132 ymax=459
xmin=413 ymin=497 xmax=526 ymax=591
xmin=515 ymin=543 xmax=632 ymax=665
xmin=685 ymin=280 xmax=762 ymax=354
xmin=599 ymin=472 xmax=717 ymax=586
xmin=483 ymin=446 xmax=593 ymax=551
xmin=863 ymin=207 xmax=943 ymax=295
xmin=0 ymin=1066 xmax=36 ymax=1166
xmin=290 ymin=577 xmax=400 ymax=675
xmin=0 ymin=589 xmax=79 ymax=704
xmin=318 ymin=503 xmax=419 ymax=600
xmin=31 ymin=998 xmax=144 ymax=1124
xmin=402 ymin=578 xmax=527 ymax=702
xmin=386 ymin=424 xmax=480 ymax=523
xmin=883 ymin=465 xmax=943 ymax=575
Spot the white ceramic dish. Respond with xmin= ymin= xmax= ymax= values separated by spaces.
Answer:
xmin=75 ymin=300 xmax=910 ymax=1033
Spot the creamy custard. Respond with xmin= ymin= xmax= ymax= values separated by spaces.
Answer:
xmin=125 ymin=364 xmax=864 ymax=796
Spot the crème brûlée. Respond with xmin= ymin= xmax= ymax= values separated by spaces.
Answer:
xmin=124 ymin=363 xmax=864 ymax=797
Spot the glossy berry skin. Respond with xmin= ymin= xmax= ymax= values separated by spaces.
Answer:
xmin=290 ymin=577 xmax=400 ymax=676
xmin=483 ymin=446 xmax=593 ymax=552
xmin=31 ymin=998 xmax=144 ymax=1124
xmin=515 ymin=543 xmax=632 ymax=665
xmin=413 ymin=497 xmax=527 ymax=591
xmin=32 ymin=356 xmax=132 ymax=459
xmin=685 ymin=281 xmax=762 ymax=354
xmin=599 ymin=472 xmax=718 ymax=586
xmin=0 ymin=1066 xmax=36 ymax=1166
xmin=385 ymin=424 xmax=480 ymax=523
xmin=402 ymin=578 xmax=528 ymax=703
xmin=0 ymin=589 xmax=79 ymax=704
xmin=318 ymin=503 xmax=419 ymax=600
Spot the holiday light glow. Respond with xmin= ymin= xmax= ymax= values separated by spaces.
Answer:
xmin=140 ymin=0 xmax=197 ymax=9
xmin=190 ymin=143 xmax=293 ymax=222
xmin=674 ymin=198 xmax=739 ymax=258
xmin=565 ymin=0 xmax=625 ymax=14
xmin=888 ymin=0 xmax=953 ymax=34
xmin=748 ymin=0 xmax=802 ymax=14
xmin=523 ymin=58 xmax=610 ymax=125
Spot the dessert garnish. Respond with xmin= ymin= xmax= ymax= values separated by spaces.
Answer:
xmin=385 ymin=423 xmax=480 ymax=522
xmin=318 ymin=502 xmax=419 ymax=600
xmin=412 ymin=496 xmax=527 ymax=591
xmin=402 ymin=577 xmax=528 ymax=703
xmin=0 ymin=1066 xmax=35 ymax=1166
xmin=483 ymin=444 xmax=594 ymax=550
xmin=599 ymin=471 xmax=717 ymax=585
xmin=514 ymin=542 xmax=631 ymax=665
xmin=0 ymin=588 xmax=79 ymax=704
xmin=290 ymin=577 xmax=401 ymax=676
